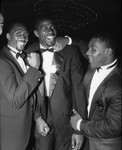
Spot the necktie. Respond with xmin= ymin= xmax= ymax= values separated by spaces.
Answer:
xmin=10 ymin=49 xmax=28 ymax=72
xmin=10 ymin=49 xmax=27 ymax=59
xmin=41 ymin=48 xmax=54 ymax=53
xmin=97 ymin=61 xmax=117 ymax=72
xmin=10 ymin=49 xmax=28 ymax=66
xmin=16 ymin=51 xmax=27 ymax=59
xmin=96 ymin=67 xmax=102 ymax=72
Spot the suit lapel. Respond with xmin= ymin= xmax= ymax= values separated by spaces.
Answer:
xmin=88 ymin=67 xmax=118 ymax=118
xmin=84 ymin=67 xmax=95 ymax=99
xmin=28 ymin=43 xmax=64 ymax=98
xmin=49 ymin=52 xmax=64 ymax=98
xmin=2 ymin=46 xmax=25 ymax=75
xmin=89 ymin=84 xmax=105 ymax=118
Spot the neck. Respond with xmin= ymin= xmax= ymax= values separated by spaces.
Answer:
xmin=39 ymin=42 xmax=55 ymax=49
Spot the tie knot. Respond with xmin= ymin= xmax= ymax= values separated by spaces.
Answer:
xmin=41 ymin=48 xmax=54 ymax=53
xmin=96 ymin=67 xmax=102 ymax=72
xmin=16 ymin=51 xmax=27 ymax=59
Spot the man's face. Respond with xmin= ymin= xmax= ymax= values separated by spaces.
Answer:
xmin=86 ymin=38 xmax=108 ymax=68
xmin=35 ymin=20 xmax=57 ymax=48
xmin=7 ymin=25 xmax=29 ymax=51
xmin=0 ymin=13 xmax=4 ymax=35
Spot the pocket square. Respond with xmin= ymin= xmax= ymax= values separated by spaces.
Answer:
xmin=95 ymin=99 xmax=104 ymax=112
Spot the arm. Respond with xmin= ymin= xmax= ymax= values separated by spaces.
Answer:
xmin=34 ymin=90 xmax=50 ymax=137
xmin=54 ymin=36 xmax=72 ymax=51
xmin=70 ymin=46 xmax=87 ymax=119
xmin=78 ymin=40 xmax=89 ymax=58
xmin=71 ymin=87 xmax=122 ymax=138
xmin=0 ymin=53 xmax=42 ymax=108
xmin=70 ymin=46 xmax=87 ymax=149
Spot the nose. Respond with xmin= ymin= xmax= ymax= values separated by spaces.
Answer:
xmin=86 ymin=48 xmax=90 ymax=56
xmin=0 ymin=23 xmax=3 ymax=28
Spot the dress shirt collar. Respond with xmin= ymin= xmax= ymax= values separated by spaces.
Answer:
xmin=7 ymin=44 xmax=21 ymax=54
xmin=39 ymin=44 xmax=53 ymax=50
xmin=99 ymin=59 xmax=117 ymax=72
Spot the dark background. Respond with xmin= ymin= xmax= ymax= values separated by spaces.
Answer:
xmin=0 ymin=0 xmax=121 ymax=48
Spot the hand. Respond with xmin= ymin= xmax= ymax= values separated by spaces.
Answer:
xmin=72 ymin=134 xmax=84 ymax=150
xmin=53 ymin=36 xmax=69 ymax=52
xmin=27 ymin=52 xmax=40 ymax=69
xmin=70 ymin=109 xmax=82 ymax=130
xmin=36 ymin=117 xmax=50 ymax=136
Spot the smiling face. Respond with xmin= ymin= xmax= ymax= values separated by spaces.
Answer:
xmin=34 ymin=19 xmax=57 ymax=48
xmin=7 ymin=24 xmax=29 ymax=51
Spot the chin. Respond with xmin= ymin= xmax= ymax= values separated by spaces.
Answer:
xmin=47 ymin=42 xmax=55 ymax=47
xmin=17 ymin=47 xmax=24 ymax=51
xmin=90 ymin=63 xmax=96 ymax=69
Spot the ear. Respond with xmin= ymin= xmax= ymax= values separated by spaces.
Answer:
xmin=6 ymin=33 xmax=10 ymax=40
xmin=34 ymin=30 xmax=39 ymax=37
xmin=107 ymin=48 xmax=113 ymax=56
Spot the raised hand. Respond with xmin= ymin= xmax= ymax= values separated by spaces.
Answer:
xmin=53 ymin=36 xmax=70 ymax=52
xmin=27 ymin=52 xmax=40 ymax=69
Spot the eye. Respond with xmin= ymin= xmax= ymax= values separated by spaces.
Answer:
xmin=14 ymin=30 xmax=28 ymax=38
xmin=91 ymin=48 xmax=97 ymax=53
xmin=15 ymin=31 xmax=22 ymax=37
xmin=42 ymin=27 xmax=48 ymax=31
xmin=24 ymin=32 xmax=29 ymax=38
xmin=0 ymin=23 xmax=4 ymax=27
xmin=51 ymin=26 xmax=56 ymax=30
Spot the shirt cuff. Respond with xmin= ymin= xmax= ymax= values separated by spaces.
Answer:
xmin=77 ymin=119 xmax=82 ymax=131
xmin=65 ymin=35 xmax=72 ymax=45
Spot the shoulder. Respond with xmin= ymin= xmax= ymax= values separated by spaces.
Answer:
xmin=106 ymin=69 xmax=121 ymax=90
xmin=63 ymin=45 xmax=81 ymax=57
xmin=25 ymin=42 xmax=40 ymax=54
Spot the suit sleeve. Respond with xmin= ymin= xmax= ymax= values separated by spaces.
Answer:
xmin=70 ymin=46 xmax=87 ymax=119
xmin=0 ymin=58 xmax=43 ymax=109
xmin=80 ymin=85 xmax=122 ymax=138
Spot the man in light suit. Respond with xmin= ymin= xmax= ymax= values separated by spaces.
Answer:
xmin=26 ymin=18 xmax=87 ymax=150
xmin=70 ymin=32 xmax=122 ymax=150
xmin=0 ymin=23 xmax=43 ymax=150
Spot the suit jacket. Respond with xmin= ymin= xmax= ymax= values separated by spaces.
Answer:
xmin=0 ymin=46 xmax=43 ymax=150
xmin=26 ymin=42 xmax=87 ymax=145
xmin=81 ymin=66 xmax=122 ymax=150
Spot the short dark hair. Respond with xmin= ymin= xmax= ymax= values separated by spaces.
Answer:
xmin=7 ymin=22 xmax=28 ymax=33
xmin=92 ymin=32 xmax=118 ymax=50
xmin=34 ymin=18 xmax=53 ymax=30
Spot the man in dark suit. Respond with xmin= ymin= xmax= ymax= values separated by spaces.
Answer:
xmin=26 ymin=18 xmax=87 ymax=150
xmin=0 ymin=23 xmax=43 ymax=150
xmin=70 ymin=32 xmax=122 ymax=150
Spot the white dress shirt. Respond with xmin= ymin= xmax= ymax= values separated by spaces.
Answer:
xmin=8 ymin=45 xmax=28 ymax=73
xmin=40 ymin=45 xmax=57 ymax=97
xmin=40 ymin=36 xmax=72 ymax=96
xmin=87 ymin=59 xmax=117 ymax=116
xmin=77 ymin=59 xmax=117 ymax=131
